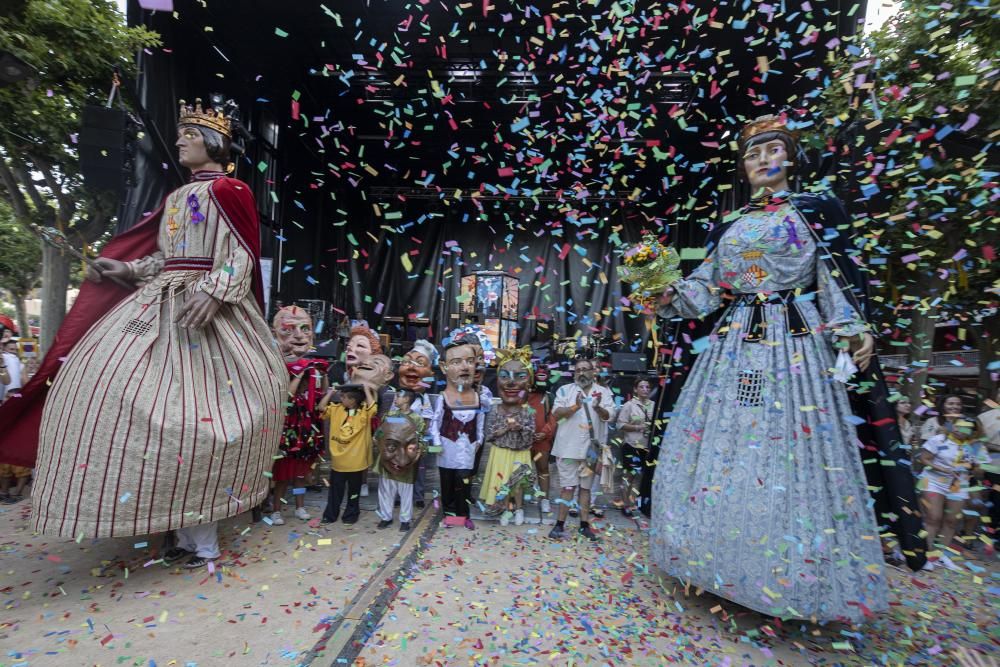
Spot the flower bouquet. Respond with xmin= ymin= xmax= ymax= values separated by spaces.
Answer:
xmin=617 ymin=234 xmax=682 ymax=309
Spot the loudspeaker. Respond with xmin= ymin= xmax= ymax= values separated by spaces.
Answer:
xmin=79 ymin=105 xmax=128 ymax=196
xmin=611 ymin=352 xmax=647 ymax=373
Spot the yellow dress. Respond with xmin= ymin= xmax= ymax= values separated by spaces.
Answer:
xmin=325 ymin=402 xmax=376 ymax=472
xmin=479 ymin=406 xmax=535 ymax=505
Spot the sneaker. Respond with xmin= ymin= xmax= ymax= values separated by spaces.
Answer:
xmin=921 ymin=559 xmax=936 ymax=572
xmin=162 ymin=547 xmax=193 ymax=564
xmin=548 ymin=525 xmax=566 ymax=540
xmin=589 ymin=507 xmax=605 ymax=519
xmin=569 ymin=509 xmax=580 ymax=518
xmin=269 ymin=511 xmax=285 ymax=526
xmin=377 ymin=519 xmax=392 ymax=529
xmin=500 ymin=512 xmax=510 ymax=527
xmin=578 ymin=525 xmax=600 ymax=542
xmin=514 ymin=509 xmax=525 ymax=526
xmin=464 ymin=517 xmax=475 ymax=530
xmin=294 ymin=507 xmax=311 ymax=521
xmin=938 ymin=553 xmax=962 ymax=572
xmin=360 ymin=483 xmax=369 ymax=497
xmin=540 ymin=499 xmax=551 ymax=514
xmin=320 ymin=516 xmax=337 ymax=525
xmin=399 ymin=521 xmax=411 ymax=532
xmin=184 ymin=555 xmax=216 ymax=569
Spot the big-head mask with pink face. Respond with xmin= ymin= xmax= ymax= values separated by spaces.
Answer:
xmin=273 ymin=306 xmax=314 ymax=362
xmin=345 ymin=325 xmax=381 ymax=376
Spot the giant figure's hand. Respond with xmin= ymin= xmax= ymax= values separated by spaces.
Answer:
xmin=176 ymin=291 xmax=223 ymax=330
xmin=848 ymin=333 xmax=876 ymax=372
xmin=87 ymin=258 xmax=131 ymax=284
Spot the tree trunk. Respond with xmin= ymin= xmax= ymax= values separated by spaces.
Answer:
xmin=906 ymin=303 xmax=939 ymax=409
xmin=12 ymin=288 xmax=30 ymax=339
xmin=40 ymin=243 xmax=71 ymax=357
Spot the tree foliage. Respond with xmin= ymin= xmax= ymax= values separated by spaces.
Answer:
xmin=814 ymin=0 xmax=999 ymax=398
xmin=0 ymin=0 xmax=159 ymax=349
xmin=0 ymin=200 xmax=41 ymax=295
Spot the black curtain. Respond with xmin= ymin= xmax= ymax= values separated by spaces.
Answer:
xmin=305 ymin=199 xmax=650 ymax=347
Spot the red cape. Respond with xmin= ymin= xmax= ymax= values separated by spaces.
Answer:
xmin=0 ymin=175 xmax=264 ymax=467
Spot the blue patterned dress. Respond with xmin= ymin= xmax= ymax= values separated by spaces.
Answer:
xmin=650 ymin=201 xmax=889 ymax=623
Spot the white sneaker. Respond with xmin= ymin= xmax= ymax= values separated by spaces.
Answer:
xmin=938 ymin=553 xmax=962 ymax=572
xmin=921 ymin=559 xmax=935 ymax=572
xmin=360 ymin=483 xmax=369 ymax=497
xmin=269 ymin=511 xmax=285 ymax=526
xmin=540 ymin=499 xmax=551 ymax=514
xmin=514 ymin=509 xmax=524 ymax=526
xmin=294 ymin=507 xmax=311 ymax=521
xmin=500 ymin=512 xmax=510 ymax=526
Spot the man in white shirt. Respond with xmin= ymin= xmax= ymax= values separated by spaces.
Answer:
xmin=548 ymin=356 xmax=614 ymax=541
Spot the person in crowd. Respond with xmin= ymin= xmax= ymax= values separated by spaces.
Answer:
xmin=1 ymin=339 xmax=22 ymax=401
xmin=375 ymin=391 xmax=424 ymax=532
xmin=918 ymin=413 xmax=989 ymax=571
xmin=977 ymin=389 xmax=1000 ymax=550
xmin=896 ymin=397 xmax=917 ymax=448
xmin=0 ymin=347 xmax=10 ymax=403
xmin=548 ymin=356 xmax=614 ymax=542
xmin=479 ymin=347 xmax=536 ymax=526
xmin=268 ymin=306 xmax=328 ymax=526
xmin=921 ymin=394 xmax=965 ymax=442
xmin=399 ymin=339 xmax=438 ymax=509
xmin=429 ymin=338 xmax=484 ymax=529
xmin=527 ymin=363 xmax=556 ymax=515
xmin=615 ymin=377 xmax=654 ymax=517
xmin=319 ymin=384 xmax=377 ymax=525
xmin=0 ymin=463 xmax=30 ymax=504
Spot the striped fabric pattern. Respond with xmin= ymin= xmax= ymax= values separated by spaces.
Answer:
xmin=31 ymin=177 xmax=286 ymax=539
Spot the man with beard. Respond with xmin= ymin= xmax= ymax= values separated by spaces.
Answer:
xmin=548 ymin=356 xmax=613 ymax=542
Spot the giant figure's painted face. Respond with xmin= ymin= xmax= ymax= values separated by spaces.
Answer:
xmin=497 ymin=359 xmax=530 ymax=406
xmin=377 ymin=418 xmax=421 ymax=477
xmin=272 ymin=307 xmax=314 ymax=362
xmin=398 ymin=349 xmax=433 ymax=392
xmin=352 ymin=353 xmax=393 ymax=391
xmin=743 ymin=138 xmax=791 ymax=192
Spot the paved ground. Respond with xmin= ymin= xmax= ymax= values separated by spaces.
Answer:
xmin=2 ymin=484 xmax=997 ymax=667
xmin=355 ymin=516 xmax=999 ymax=667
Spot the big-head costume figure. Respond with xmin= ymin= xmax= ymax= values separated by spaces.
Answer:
xmin=648 ymin=114 xmax=925 ymax=622
xmin=269 ymin=306 xmax=328 ymax=524
xmin=0 ymin=97 xmax=286 ymax=567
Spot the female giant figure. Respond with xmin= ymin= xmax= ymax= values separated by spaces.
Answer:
xmin=650 ymin=115 xmax=924 ymax=622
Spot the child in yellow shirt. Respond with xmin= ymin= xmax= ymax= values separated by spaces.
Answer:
xmin=318 ymin=385 xmax=377 ymax=524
